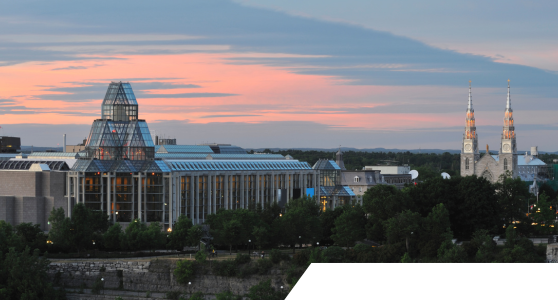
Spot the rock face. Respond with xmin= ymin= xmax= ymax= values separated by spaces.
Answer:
xmin=48 ymin=259 xmax=287 ymax=296
xmin=546 ymin=244 xmax=558 ymax=262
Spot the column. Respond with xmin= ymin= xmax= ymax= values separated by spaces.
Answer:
xmin=107 ymin=174 xmax=111 ymax=218
xmin=137 ymin=173 xmax=142 ymax=221
xmin=212 ymin=174 xmax=217 ymax=214
xmin=224 ymin=174 xmax=229 ymax=210
xmin=195 ymin=176 xmax=200 ymax=225
xmin=190 ymin=175 xmax=194 ymax=222
xmin=67 ymin=174 xmax=72 ymax=217
xmin=240 ymin=174 xmax=245 ymax=209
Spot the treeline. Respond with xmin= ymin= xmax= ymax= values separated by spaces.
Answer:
xmin=262 ymin=149 xmax=558 ymax=179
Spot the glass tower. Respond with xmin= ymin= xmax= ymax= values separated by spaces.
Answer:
xmin=84 ymin=82 xmax=154 ymax=161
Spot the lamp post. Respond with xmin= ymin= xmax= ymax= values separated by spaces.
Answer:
xmin=188 ymin=282 xmax=191 ymax=298
xmin=299 ymin=236 xmax=301 ymax=250
xmin=281 ymin=286 xmax=283 ymax=298
xmin=248 ymin=239 xmax=251 ymax=255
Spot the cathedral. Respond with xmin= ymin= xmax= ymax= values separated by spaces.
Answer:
xmin=460 ymin=80 xmax=518 ymax=183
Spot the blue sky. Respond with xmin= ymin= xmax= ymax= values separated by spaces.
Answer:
xmin=0 ymin=0 xmax=556 ymax=150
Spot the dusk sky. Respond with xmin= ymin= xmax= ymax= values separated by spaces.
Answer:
xmin=1 ymin=0 xmax=557 ymax=150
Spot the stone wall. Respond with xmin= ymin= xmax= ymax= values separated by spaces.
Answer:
xmin=546 ymin=244 xmax=558 ymax=262
xmin=48 ymin=259 xmax=287 ymax=297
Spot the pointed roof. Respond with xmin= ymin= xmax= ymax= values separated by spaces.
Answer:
xmin=468 ymin=80 xmax=473 ymax=111
xmin=103 ymin=82 xmax=138 ymax=106
xmin=506 ymin=79 xmax=512 ymax=111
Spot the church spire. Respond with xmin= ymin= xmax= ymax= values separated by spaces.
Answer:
xmin=506 ymin=79 xmax=512 ymax=111
xmin=468 ymin=80 xmax=473 ymax=111
xmin=501 ymin=79 xmax=516 ymax=154
xmin=462 ymin=81 xmax=478 ymax=155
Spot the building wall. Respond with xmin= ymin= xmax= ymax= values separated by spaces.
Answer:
xmin=0 ymin=171 xmax=67 ymax=230
xmin=364 ymin=166 xmax=410 ymax=174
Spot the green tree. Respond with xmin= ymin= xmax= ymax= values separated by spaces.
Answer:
xmin=146 ymin=222 xmax=166 ymax=251
xmin=0 ymin=247 xmax=66 ymax=299
xmin=245 ymin=279 xmax=283 ymax=300
xmin=419 ymin=204 xmax=452 ymax=258
xmin=122 ymin=219 xmax=149 ymax=251
xmin=252 ymin=225 xmax=269 ymax=250
xmin=495 ymin=172 xmax=530 ymax=228
xmin=174 ymin=260 xmax=196 ymax=284
xmin=277 ymin=205 xmax=322 ymax=253
xmin=103 ymin=223 xmax=123 ymax=251
xmin=168 ymin=216 xmax=193 ymax=251
xmin=188 ymin=225 xmax=204 ymax=251
xmin=531 ymin=192 xmax=556 ymax=235
xmin=14 ymin=222 xmax=47 ymax=253
xmin=47 ymin=207 xmax=72 ymax=251
xmin=437 ymin=240 xmax=466 ymax=263
xmin=319 ymin=207 xmax=344 ymax=245
xmin=331 ymin=205 xmax=366 ymax=247
xmin=384 ymin=210 xmax=421 ymax=254
xmin=363 ymin=185 xmax=412 ymax=242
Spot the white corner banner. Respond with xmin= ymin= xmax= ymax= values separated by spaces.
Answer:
xmin=287 ymin=263 xmax=556 ymax=299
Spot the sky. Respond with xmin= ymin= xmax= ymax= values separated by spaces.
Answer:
xmin=0 ymin=0 xmax=557 ymax=150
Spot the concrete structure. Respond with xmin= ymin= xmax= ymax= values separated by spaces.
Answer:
xmin=0 ymin=165 xmax=67 ymax=230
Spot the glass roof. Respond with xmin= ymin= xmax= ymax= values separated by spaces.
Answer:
xmin=167 ymin=160 xmax=312 ymax=171
xmin=28 ymin=152 xmax=79 ymax=157
xmin=0 ymin=160 xmax=70 ymax=171
xmin=156 ymin=145 xmax=214 ymax=154
xmin=155 ymin=153 xmax=285 ymax=160
xmin=312 ymin=159 xmax=341 ymax=170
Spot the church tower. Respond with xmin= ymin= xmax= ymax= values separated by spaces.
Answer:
xmin=461 ymin=81 xmax=479 ymax=176
xmin=499 ymin=79 xmax=518 ymax=177
xmin=336 ymin=147 xmax=346 ymax=170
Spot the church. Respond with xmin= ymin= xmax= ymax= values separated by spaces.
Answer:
xmin=460 ymin=80 xmax=518 ymax=183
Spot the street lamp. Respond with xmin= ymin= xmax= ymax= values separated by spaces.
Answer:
xmin=281 ymin=286 xmax=283 ymax=298
xmin=188 ymin=282 xmax=192 ymax=298
xmin=248 ymin=239 xmax=251 ymax=255
xmin=299 ymin=236 xmax=301 ymax=249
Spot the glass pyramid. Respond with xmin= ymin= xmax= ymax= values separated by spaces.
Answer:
xmin=82 ymin=82 xmax=155 ymax=161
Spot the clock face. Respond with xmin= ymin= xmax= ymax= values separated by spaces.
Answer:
xmin=503 ymin=144 xmax=511 ymax=152
xmin=465 ymin=144 xmax=472 ymax=151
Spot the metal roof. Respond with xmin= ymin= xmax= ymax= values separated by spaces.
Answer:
xmin=492 ymin=155 xmax=547 ymax=166
xmin=71 ymin=159 xmax=171 ymax=173
xmin=0 ymin=160 xmax=70 ymax=171
xmin=155 ymin=153 xmax=285 ymax=160
xmin=166 ymin=160 xmax=312 ymax=171
xmin=156 ymin=145 xmax=214 ymax=154
xmin=28 ymin=152 xmax=80 ymax=158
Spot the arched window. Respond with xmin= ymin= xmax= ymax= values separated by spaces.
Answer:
xmin=465 ymin=158 xmax=470 ymax=170
xmin=504 ymin=158 xmax=508 ymax=170
xmin=354 ymin=176 xmax=360 ymax=183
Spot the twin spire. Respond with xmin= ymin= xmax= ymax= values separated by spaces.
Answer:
xmin=466 ymin=80 xmax=512 ymax=112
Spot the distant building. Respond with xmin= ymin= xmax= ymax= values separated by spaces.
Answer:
xmin=364 ymin=165 xmax=410 ymax=175
xmin=460 ymin=82 xmax=549 ymax=185
xmin=0 ymin=136 xmax=21 ymax=153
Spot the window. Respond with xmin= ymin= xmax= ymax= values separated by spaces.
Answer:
xmin=504 ymin=158 xmax=508 ymax=170
xmin=354 ymin=176 xmax=360 ymax=183
xmin=359 ymin=187 xmax=362 ymax=192
xmin=465 ymin=158 xmax=470 ymax=170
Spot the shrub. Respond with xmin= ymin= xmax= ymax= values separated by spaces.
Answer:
xmin=216 ymin=291 xmax=242 ymax=300
xmin=269 ymin=249 xmax=289 ymax=264
xmin=174 ymin=260 xmax=197 ymax=284
xmin=195 ymin=250 xmax=207 ymax=263
xmin=234 ymin=253 xmax=251 ymax=264
xmin=255 ymin=258 xmax=273 ymax=275
xmin=322 ymin=246 xmax=345 ymax=263
xmin=285 ymin=265 xmax=306 ymax=287
xmin=100 ymin=266 xmax=106 ymax=272
xmin=92 ymin=277 xmax=104 ymax=294
xmin=212 ymin=260 xmax=237 ymax=277
xmin=246 ymin=279 xmax=283 ymax=300
xmin=187 ymin=292 xmax=205 ymax=300
xmin=166 ymin=291 xmax=182 ymax=300
xmin=292 ymin=249 xmax=311 ymax=266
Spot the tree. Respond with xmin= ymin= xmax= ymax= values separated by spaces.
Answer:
xmin=437 ymin=240 xmax=466 ymax=263
xmin=531 ymin=192 xmax=556 ymax=235
xmin=363 ymin=185 xmax=412 ymax=242
xmin=14 ymin=223 xmax=47 ymax=253
xmin=277 ymin=205 xmax=322 ymax=253
xmin=188 ymin=225 xmax=204 ymax=251
xmin=174 ymin=259 xmax=196 ymax=284
xmin=252 ymin=225 xmax=269 ymax=250
xmin=331 ymin=205 xmax=366 ymax=247
xmin=245 ymin=280 xmax=283 ymax=300
xmin=168 ymin=216 xmax=193 ymax=251
xmin=122 ymin=219 xmax=149 ymax=251
xmin=319 ymin=207 xmax=344 ymax=245
xmin=419 ymin=204 xmax=452 ymax=258
xmin=103 ymin=223 xmax=123 ymax=251
xmin=495 ymin=172 xmax=530 ymax=228
xmin=47 ymin=207 xmax=72 ymax=251
xmin=0 ymin=247 xmax=66 ymax=299
xmin=384 ymin=210 xmax=421 ymax=254
xmin=146 ymin=222 xmax=166 ymax=251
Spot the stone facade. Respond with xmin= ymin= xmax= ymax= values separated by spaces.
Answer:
xmin=48 ymin=258 xmax=287 ymax=297
xmin=0 ymin=170 xmax=66 ymax=230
